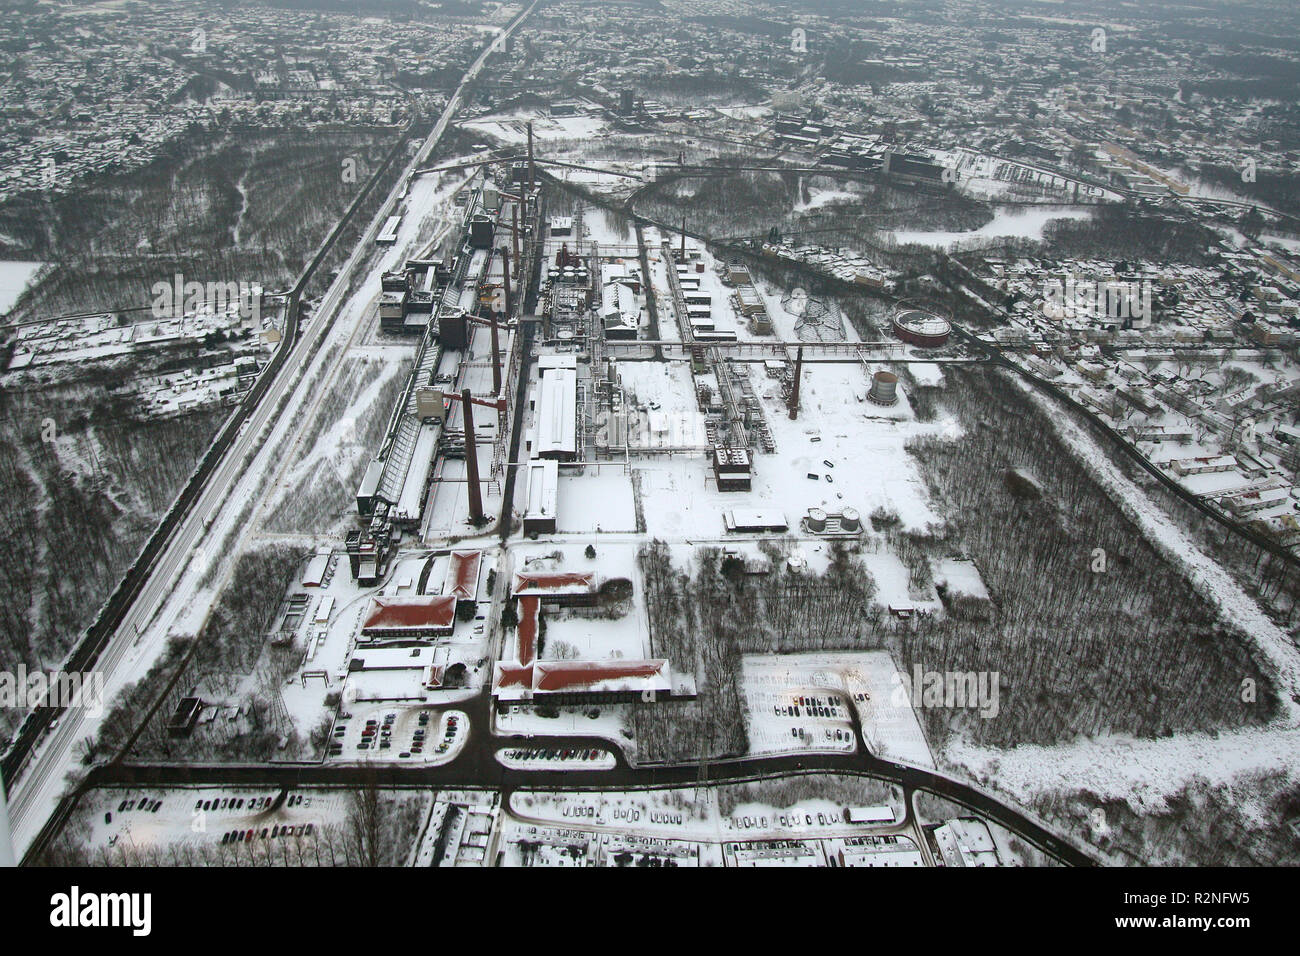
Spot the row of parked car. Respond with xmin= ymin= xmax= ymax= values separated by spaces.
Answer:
xmin=220 ymin=823 xmax=315 ymax=844
xmin=776 ymin=694 xmax=846 ymax=720
xmin=116 ymin=797 xmax=163 ymax=813
xmin=732 ymin=811 xmax=838 ymax=830
xmin=791 ymin=726 xmax=851 ymax=742
xmin=431 ymin=712 xmax=458 ymax=756
xmin=504 ymin=747 xmax=605 ymax=763
xmin=106 ymin=796 xmax=162 ymax=824
xmin=193 ymin=795 xmax=275 ymax=813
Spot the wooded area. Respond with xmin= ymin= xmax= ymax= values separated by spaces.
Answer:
xmin=897 ymin=366 xmax=1278 ymax=748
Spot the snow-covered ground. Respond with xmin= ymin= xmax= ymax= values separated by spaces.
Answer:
xmin=744 ymin=652 xmax=935 ymax=768
xmin=0 ymin=259 xmax=44 ymax=312
xmin=892 ymin=205 xmax=1094 ymax=249
xmin=461 ymin=110 xmax=609 ymax=146
xmin=496 ymin=701 xmax=633 ymax=746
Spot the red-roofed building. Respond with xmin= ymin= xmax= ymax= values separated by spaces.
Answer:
xmin=494 ymin=567 xmax=683 ymax=705
xmin=444 ymin=550 xmax=482 ymax=606
xmin=517 ymin=596 xmax=540 ymax=666
xmin=491 ymin=658 xmax=672 ymax=703
xmin=361 ymin=595 xmax=457 ymax=639
xmin=512 ymin=570 xmax=599 ymax=605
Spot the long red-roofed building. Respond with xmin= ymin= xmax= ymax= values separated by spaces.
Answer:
xmin=512 ymin=570 xmax=598 ymax=605
xmin=494 ymin=567 xmax=683 ymax=704
xmin=492 ymin=658 xmax=671 ymax=703
xmin=517 ymin=596 xmax=539 ymax=666
xmin=362 ymin=595 xmax=457 ymax=639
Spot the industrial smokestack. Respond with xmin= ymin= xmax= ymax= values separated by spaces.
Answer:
xmin=527 ymin=122 xmax=535 ymax=193
xmin=491 ymin=257 xmax=506 ymax=400
xmin=461 ymin=388 xmax=484 ymax=524
xmin=500 ymin=244 xmax=513 ymax=320
xmin=788 ymin=346 xmax=803 ymax=420
xmin=680 ymin=214 xmax=686 ymax=260
xmin=512 ymin=203 xmax=521 ymax=275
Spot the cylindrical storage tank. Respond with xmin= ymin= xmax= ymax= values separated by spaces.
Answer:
xmin=868 ymin=370 xmax=898 ymax=406
xmin=806 ymin=508 xmax=828 ymax=533
xmin=891 ymin=307 xmax=951 ymax=347
xmin=787 ymin=553 xmax=807 ymax=574
xmin=695 ymin=262 xmax=705 ymax=273
xmin=840 ymin=507 xmax=860 ymax=532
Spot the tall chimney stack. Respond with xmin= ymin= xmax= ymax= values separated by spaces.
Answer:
xmin=788 ymin=346 xmax=803 ymax=420
xmin=527 ymin=122 xmax=535 ymax=194
xmin=461 ymin=388 xmax=484 ymax=524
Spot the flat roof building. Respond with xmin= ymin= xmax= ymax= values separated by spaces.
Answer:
xmin=523 ymin=458 xmax=559 ymax=535
xmin=535 ymin=367 xmax=577 ymax=460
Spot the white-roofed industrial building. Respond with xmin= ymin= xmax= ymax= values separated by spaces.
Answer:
xmin=523 ymin=458 xmax=559 ymax=534
xmin=534 ymin=366 xmax=577 ymax=460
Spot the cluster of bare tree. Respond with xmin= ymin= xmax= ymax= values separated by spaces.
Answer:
xmin=1039 ymin=204 xmax=1221 ymax=265
xmin=714 ymin=773 xmax=903 ymax=817
xmin=632 ymin=541 xmax=748 ymax=762
xmin=1025 ymin=768 xmax=1300 ymax=867
xmin=345 ymin=773 xmax=427 ymax=867
xmin=93 ymin=545 xmax=307 ymax=763
xmin=896 ymin=366 xmax=1277 ymax=749
xmin=633 ymin=540 xmax=887 ymax=761
xmin=633 ymin=168 xmax=985 ymax=252
xmin=0 ymin=383 xmax=226 ymax=745
xmin=721 ymin=539 xmax=882 ymax=651
xmin=1 ymin=128 xmax=398 ymax=322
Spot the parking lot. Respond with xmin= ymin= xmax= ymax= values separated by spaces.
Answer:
xmin=329 ymin=705 xmax=468 ymax=763
xmin=743 ymin=677 xmax=858 ymax=756
xmin=82 ymin=787 xmax=350 ymax=858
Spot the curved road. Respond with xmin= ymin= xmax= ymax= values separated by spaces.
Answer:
xmin=33 ymin=684 xmax=1095 ymax=867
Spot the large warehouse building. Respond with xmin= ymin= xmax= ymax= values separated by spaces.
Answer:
xmin=533 ymin=366 xmax=577 ymax=460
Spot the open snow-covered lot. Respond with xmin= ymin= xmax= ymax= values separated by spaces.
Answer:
xmin=743 ymin=652 xmax=935 ymax=768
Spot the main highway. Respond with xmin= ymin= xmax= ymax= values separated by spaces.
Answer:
xmin=3 ymin=0 xmax=544 ymax=859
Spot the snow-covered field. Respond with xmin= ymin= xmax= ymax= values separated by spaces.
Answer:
xmin=893 ymin=205 xmax=1094 ymax=249
xmin=744 ymin=652 xmax=935 ymax=768
xmin=461 ymin=111 xmax=610 ymax=146
xmin=0 ymin=259 xmax=44 ymax=312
